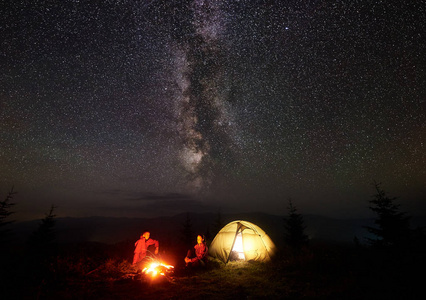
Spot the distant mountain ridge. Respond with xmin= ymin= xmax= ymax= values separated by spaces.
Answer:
xmin=12 ymin=212 xmax=426 ymax=246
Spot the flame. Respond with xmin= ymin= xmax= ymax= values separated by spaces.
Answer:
xmin=142 ymin=262 xmax=174 ymax=277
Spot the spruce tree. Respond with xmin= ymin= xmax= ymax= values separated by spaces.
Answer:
xmin=365 ymin=182 xmax=411 ymax=249
xmin=0 ymin=187 xmax=17 ymax=245
xmin=28 ymin=205 xmax=57 ymax=252
xmin=284 ymin=198 xmax=308 ymax=251
xmin=181 ymin=212 xmax=194 ymax=249
xmin=212 ymin=208 xmax=223 ymax=236
xmin=26 ymin=205 xmax=58 ymax=287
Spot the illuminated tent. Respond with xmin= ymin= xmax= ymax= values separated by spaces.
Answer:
xmin=208 ymin=220 xmax=276 ymax=264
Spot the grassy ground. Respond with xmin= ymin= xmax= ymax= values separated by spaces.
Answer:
xmin=27 ymin=259 xmax=355 ymax=300
xmin=1 ymin=241 xmax=423 ymax=299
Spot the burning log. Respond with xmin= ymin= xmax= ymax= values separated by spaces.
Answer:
xmin=141 ymin=261 xmax=175 ymax=283
xmin=142 ymin=262 xmax=174 ymax=277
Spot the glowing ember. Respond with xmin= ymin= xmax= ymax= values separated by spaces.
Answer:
xmin=142 ymin=262 xmax=174 ymax=277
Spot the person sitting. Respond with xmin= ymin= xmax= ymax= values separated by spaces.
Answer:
xmin=184 ymin=235 xmax=208 ymax=267
xmin=132 ymin=231 xmax=159 ymax=265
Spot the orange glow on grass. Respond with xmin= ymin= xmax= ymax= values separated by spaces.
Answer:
xmin=142 ymin=262 xmax=174 ymax=277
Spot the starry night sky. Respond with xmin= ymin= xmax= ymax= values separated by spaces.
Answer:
xmin=1 ymin=0 xmax=425 ymax=221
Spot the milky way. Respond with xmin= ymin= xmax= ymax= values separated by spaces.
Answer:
xmin=1 ymin=0 xmax=425 ymax=220
xmin=174 ymin=0 xmax=236 ymax=196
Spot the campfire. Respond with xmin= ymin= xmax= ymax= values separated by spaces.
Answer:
xmin=142 ymin=261 xmax=174 ymax=279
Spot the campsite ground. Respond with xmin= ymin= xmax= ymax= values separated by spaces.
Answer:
xmin=2 ymin=240 xmax=422 ymax=299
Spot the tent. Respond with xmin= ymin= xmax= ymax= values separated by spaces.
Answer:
xmin=208 ymin=220 xmax=276 ymax=263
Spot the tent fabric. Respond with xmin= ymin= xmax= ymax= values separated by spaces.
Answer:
xmin=208 ymin=220 xmax=276 ymax=263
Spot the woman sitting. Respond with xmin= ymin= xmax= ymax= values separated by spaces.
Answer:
xmin=184 ymin=235 xmax=208 ymax=267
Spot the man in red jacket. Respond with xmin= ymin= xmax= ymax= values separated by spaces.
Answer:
xmin=185 ymin=235 xmax=208 ymax=267
xmin=132 ymin=231 xmax=159 ymax=265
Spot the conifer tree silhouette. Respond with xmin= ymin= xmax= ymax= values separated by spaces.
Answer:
xmin=28 ymin=205 xmax=57 ymax=255
xmin=365 ymin=182 xmax=411 ymax=249
xmin=284 ymin=198 xmax=308 ymax=251
xmin=212 ymin=208 xmax=223 ymax=236
xmin=181 ymin=212 xmax=194 ymax=249
xmin=0 ymin=187 xmax=16 ymax=246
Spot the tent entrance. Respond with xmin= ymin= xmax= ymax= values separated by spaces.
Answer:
xmin=230 ymin=232 xmax=245 ymax=261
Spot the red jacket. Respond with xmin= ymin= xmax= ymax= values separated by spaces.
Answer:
xmin=134 ymin=238 xmax=159 ymax=254
xmin=190 ymin=243 xmax=208 ymax=263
